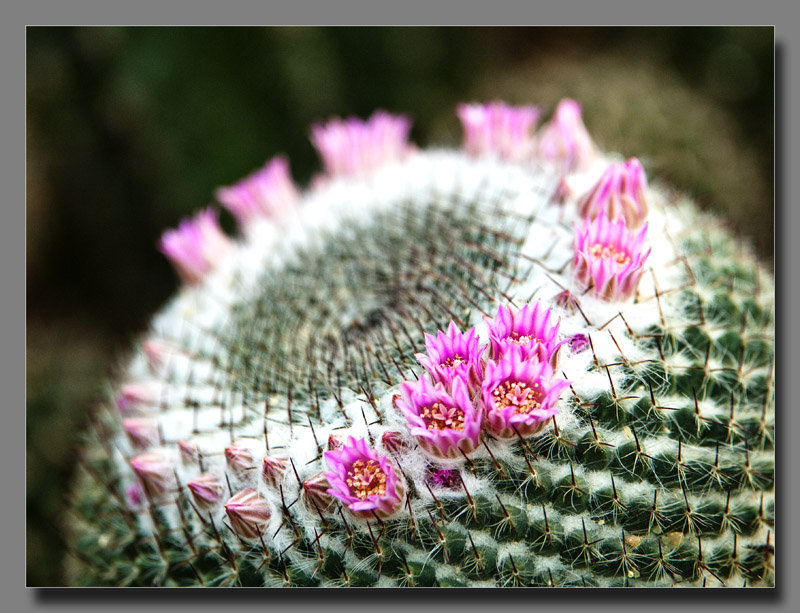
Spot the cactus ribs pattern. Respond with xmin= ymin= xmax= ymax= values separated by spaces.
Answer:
xmin=65 ymin=102 xmax=774 ymax=587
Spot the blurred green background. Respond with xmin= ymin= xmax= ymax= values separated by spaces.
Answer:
xmin=26 ymin=26 xmax=773 ymax=586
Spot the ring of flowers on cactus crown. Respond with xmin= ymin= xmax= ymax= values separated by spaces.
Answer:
xmin=394 ymin=375 xmax=483 ymax=460
xmin=480 ymin=345 xmax=570 ymax=439
xmin=323 ymin=436 xmax=406 ymax=519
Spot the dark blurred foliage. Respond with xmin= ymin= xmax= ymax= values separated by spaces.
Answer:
xmin=26 ymin=26 xmax=773 ymax=586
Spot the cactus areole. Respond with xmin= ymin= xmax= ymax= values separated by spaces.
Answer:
xmin=67 ymin=102 xmax=774 ymax=587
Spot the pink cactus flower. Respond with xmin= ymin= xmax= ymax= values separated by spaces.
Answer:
xmin=415 ymin=321 xmax=485 ymax=390
xmin=483 ymin=302 xmax=564 ymax=367
xmin=324 ymin=436 xmax=406 ymax=519
xmin=481 ymin=346 xmax=570 ymax=439
xmin=225 ymin=444 xmax=255 ymax=479
xmin=130 ymin=453 xmax=174 ymax=498
xmin=456 ymin=101 xmax=540 ymax=161
xmin=394 ymin=375 xmax=482 ymax=460
xmin=224 ymin=488 xmax=271 ymax=540
xmin=122 ymin=417 xmax=159 ymax=449
xmin=158 ymin=208 xmax=232 ymax=285
xmin=573 ymin=210 xmax=651 ymax=302
xmin=535 ymin=98 xmax=596 ymax=174
xmin=310 ymin=110 xmax=413 ymax=178
xmin=187 ymin=473 xmax=225 ymax=508
xmin=261 ymin=455 xmax=288 ymax=488
xmin=577 ymin=158 xmax=649 ymax=228
xmin=215 ymin=156 xmax=300 ymax=227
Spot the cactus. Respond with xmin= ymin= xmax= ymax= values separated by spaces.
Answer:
xmin=65 ymin=100 xmax=774 ymax=587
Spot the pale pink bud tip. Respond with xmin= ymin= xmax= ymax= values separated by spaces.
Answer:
xmin=577 ymin=158 xmax=649 ymax=228
xmin=187 ymin=473 xmax=224 ymax=508
xmin=310 ymin=110 xmax=413 ymax=178
xmin=573 ymin=210 xmax=651 ymax=302
xmin=324 ymin=436 xmax=406 ymax=519
xmin=122 ymin=417 xmax=159 ymax=449
xmin=178 ymin=440 xmax=199 ymax=465
xmin=224 ymin=488 xmax=271 ymax=540
xmin=457 ymin=101 xmax=539 ymax=161
xmin=215 ymin=156 xmax=300 ymax=227
xmin=158 ymin=208 xmax=232 ymax=285
xmin=130 ymin=453 xmax=174 ymax=498
xmin=535 ymin=98 xmax=596 ymax=174
xmin=480 ymin=346 xmax=570 ymax=439
xmin=126 ymin=482 xmax=144 ymax=510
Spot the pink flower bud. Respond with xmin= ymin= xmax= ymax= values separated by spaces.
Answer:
xmin=224 ymin=488 xmax=271 ymax=540
xmin=573 ymin=210 xmax=651 ymax=302
xmin=456 ymin=101 xmax=539 ymax=161
xmin=116 ymin=382 xmax=160 ymax=414
xmin=324 ymin=437 xmax=406 ymax=519
xmin=215 ymin=156 xmax=301 ymax=228
xmin=178 ymin=440 xmax=199 ymax=465
xmin=261 ymin=455 xmax=288 ymax=488
xmin=381 ymin=430 xmax=408 ymax=455
xmin=158 ymin=208 xmax=232 ymax=285
xmin=568 ymin=333 xmax=590 ymax=354
xmin=535 ymin=98 xmax=596 ymax=174
xmin=302 ymin=473 xmax=336 ymax=513
xmin=187 ymin=473 xmax=225 ymax=508
xmin=224 ymin=444 xmax=255 ymax=479
xmin=122 ymin=417 xmax=159 ymax=450
xmin=327 ymin=434 xmax=344 ymax=451
xmin=577 ymin=158 xmax=649 ymax=228
xmin=554 ymin=289 xmax=579 ymax=312
xmin=130 ymin=453 xmax=174 ymax=498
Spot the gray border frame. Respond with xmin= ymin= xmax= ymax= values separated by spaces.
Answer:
xmin=11 ymin=1 xmax=794 ymax=612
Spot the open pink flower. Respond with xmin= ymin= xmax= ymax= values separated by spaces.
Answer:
xmin=573 ymin=210 xmax=651 ymax=302
xmin=310 ymin=111 xmax=413 ymax=178
xmin=158 ymin=208 xmax=232 ymax=285
xmin=481 ymin=346 xmax=570 ymax=439
xmin=394 ymin=375 xmax=482 ymax=459
xmin=456 ymin=101 xmax=539 ymax=161
xmin=415 ymin=321 xmax=485 ymax=391
xmin=187 ymin=473 xmax=225 ymax=508
xmin=130 ymin=453 xmax=174 ymax=498
xmin=215 ymin=156 xmax=300 ymax=228
xmin=224 ymin=488 xmax=271 ymax=540
xmin=484 ymin=302 xmax=564 ymax=367
xmin=324 ymin=436 xmax=406 ymax=519
xmin=535 ymin=98 xmax=596 ymax=174
xmin=577 ymin=158 xmax=649 ymax=228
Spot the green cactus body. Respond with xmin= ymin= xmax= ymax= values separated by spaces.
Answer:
xmin=66 ymin=108 xmax=774 ymax=587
